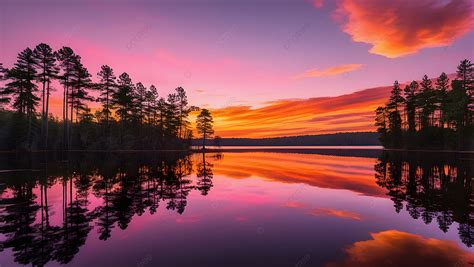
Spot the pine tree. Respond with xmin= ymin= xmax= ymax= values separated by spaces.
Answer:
xmin=444 ymin=80 xmax=469 ymax=137
xmin=175 ymin=87 xmax=188 ymax=138
xmin=145 ymin=84 xmax=158 ymax=125
xmin=157 ymin=97 xmax=166 ymax=141
xmin=387 ymin=81 xmax=404 ymax=146
xmin=435 ymin=73 xmax=449 ymax=128
xmin=70 ymin=58 xmax=93 ymax=123
xmin=0 ymin=63 xmax=13 ymax=106
xmin=419 ymin=75 xmax=436 ymax=129
xmin=112 ymin=72 xmax=135 ymax=123
xmin=4 ymin=48 xmax=39 ymax=149
xmin=96 ymin=65 xmax=117 ymax=127
xmin=457 ymin=59 xmax=474 ymax=95
xmin=375 ymin=106 xmax=388 ymax=144
xmin=56 ymin=47 xmax=78 ymax=149
xmin=134 ymin=82 xmax=147 ymax=124
xmin=404 ymin=81 xmax=418 ymax=132
xmin=196 ymin=109 xmax=214 ymax=149
xmin=5 ymin=48 xmax=39 ymax=115
xmin=33 ymin=43 xmax=58 ymax=148
xmin=456 ymin=59 xmax=474 ymax=127
xmin=164 ymin=93 xmax=179 ymax=136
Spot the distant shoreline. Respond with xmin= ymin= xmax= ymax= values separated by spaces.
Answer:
xmin=0 ymin=146 xmax=472 ymax=154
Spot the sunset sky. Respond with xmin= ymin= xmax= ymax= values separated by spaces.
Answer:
xmin=1 ymin=0 xmax=473 ymax=137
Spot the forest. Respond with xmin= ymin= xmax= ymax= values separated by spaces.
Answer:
xmin=0 ymin=43 xmax=214 ymax=151
xmin=375 ymin=59 xmax=473 ymax=150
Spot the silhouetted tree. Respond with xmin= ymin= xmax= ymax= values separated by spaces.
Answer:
xmin=112 ymin=73 xmax=134 ymax=123
xmin=164 ymin=93 xmax=179 ymax=136
xmin=375 ymin=106 xmax=388 ymax=144
xmin=196 ymin=108 xmax=214 ymax=149
xmin=70 ymin=57 xmax=93 ymax=123
xmin=33 ymin=43 xmax=58 ymax=148
xmin=4 ymin=48 xmax=40 ymax=149
xmin=444 ymin=80 xmax=469 ymax=145
xmin=6 ymin=48 xmax=39 ymax=116
xmin=96 ymin=65 xmax=117 ymax=127
xmin=456 ymin=59 xmax=473 ymax=127
xmin=56 ymin=47 xmax=78 ymax=150
xmin=419 ymin=75 xmax=436 ymax=129
xmin=435 ymin=73 xmax=449 ymax=128
xmin=457 ymin=59 xmax=474 ymax=97
xmin=0 ymin=62 xmax=13 ymax=106
xmin=404 ymin=81 xmax=418 ymax=133
xmin=386 ymin=81 xmax=404 ymax=147
xmin=175 ymin=87 xmax=196 ymax=139
xmin=135 ymin=82 xmax=147 ymax=124
xmin=145 ymin=84 xmax=158 ymax=125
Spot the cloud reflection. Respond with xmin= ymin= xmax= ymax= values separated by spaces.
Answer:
xmin=326 ymin=230 xmax=474 ymax=266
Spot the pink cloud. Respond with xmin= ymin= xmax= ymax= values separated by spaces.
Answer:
xmin=311 ymin=0 xmax=324 ymax=8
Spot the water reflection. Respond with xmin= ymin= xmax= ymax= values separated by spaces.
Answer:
xmin=374 ymin=151 xmax=474 ymax=247
xmin=327 ymin=230 xmax=474 ymax=267
xmin=0 ymin=152 xmax=214 ymax=266
xmin=0 ymin=150 xmax=472 ymax=266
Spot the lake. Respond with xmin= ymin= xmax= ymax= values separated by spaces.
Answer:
xmin=0 ymin=149 xmax=473 ymax=266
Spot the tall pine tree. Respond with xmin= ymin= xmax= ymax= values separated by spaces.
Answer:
xmin=33 ymin=43 xmax=58 ymax=148
xmin=96 ymin=65 xmax=117 ymax=126
xmin=56 ymin=47 xmax=78 ymax=149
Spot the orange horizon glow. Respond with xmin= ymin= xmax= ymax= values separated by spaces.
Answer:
xmin=193 ymin=84 xmax=391 ymax=138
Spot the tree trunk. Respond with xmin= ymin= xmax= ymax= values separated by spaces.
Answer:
xmin=202 ymin=132 xmax=206 ymax=150
xmin=70 ymin=88 xmax=74 ymax=149
xmin=63 ymin=81 xmax=69 ymax=151
xmin=41 ymin=68 xmax=46 ymax=147
xmin=45 ymin=81 xmax=50 ymax=149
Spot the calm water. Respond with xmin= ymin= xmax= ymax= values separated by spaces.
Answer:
xmin=0 ymin=149 xmax=473 ymax=266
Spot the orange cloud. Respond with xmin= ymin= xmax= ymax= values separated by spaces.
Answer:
xmin=205 ymin=85 xmax=391 ymax=138
xmin=336 ymin=0 xmax=474 ymax=58
xmin=293 ymin=64 xmax=363 ymax=79
xmin=326 ymin=230 xmax=474 ymax=267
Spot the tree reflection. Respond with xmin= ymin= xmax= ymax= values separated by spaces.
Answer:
xmin=375 ymin=151 xmax=474 ymax=247
xmin=0 ymin=152 xmax=214 ymax=266
xmin=196 ymin=152 xmax=214 ymax=196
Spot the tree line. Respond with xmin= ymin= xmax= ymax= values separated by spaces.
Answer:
xmin=375 ymin=59 xmax=473 ymax=150
xmin=0 ymin=43 xmax=215 ymax=151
